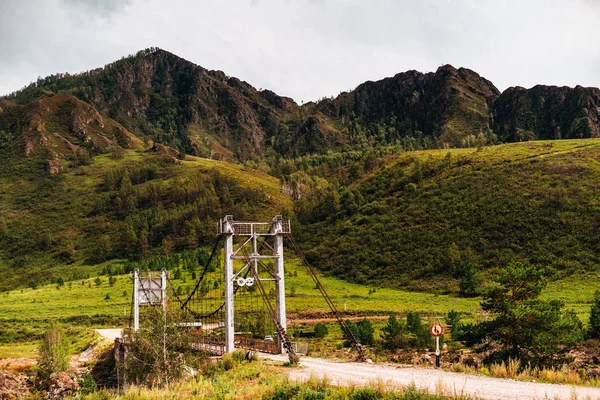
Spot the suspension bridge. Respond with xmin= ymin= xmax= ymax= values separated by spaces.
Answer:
xmin=128 ymin=215 xmax=365 ymax=364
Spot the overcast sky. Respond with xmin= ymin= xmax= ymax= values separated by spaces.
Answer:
xmin=1 ymin=0 xmax=599 ymax=103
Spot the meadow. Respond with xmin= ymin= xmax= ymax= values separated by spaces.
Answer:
xmin=1 ymin=254 xmax=597 ymax=359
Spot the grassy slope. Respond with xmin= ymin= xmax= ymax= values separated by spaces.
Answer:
xmin=298 ymin=139 xmax=600 ymax=288
xmin=3 ymin=254 xmax=597 ymax=358
xmin=0 ymin=149 xmax=290 ymax=290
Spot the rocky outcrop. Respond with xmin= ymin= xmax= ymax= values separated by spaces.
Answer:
xmin=314 ymin=64 xmax=500 ymax=147
xmin=0 ymin=92 xmax=144 ymax=168
xmin=493 ymin=85 xmax=600 ymax=141
xmin=5 ymin=47 xmax=600 ymax=158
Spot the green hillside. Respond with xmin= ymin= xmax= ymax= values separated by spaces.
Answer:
xmin=296 ymin=139 xmax=600 ymax=291
xmin=0 ymin=149 xmax=290 ymax=291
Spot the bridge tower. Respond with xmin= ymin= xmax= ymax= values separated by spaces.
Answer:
xmin=220 ymin=215 xmax=290 ymax=353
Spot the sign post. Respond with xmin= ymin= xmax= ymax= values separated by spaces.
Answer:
xmin=430 ymin=323 xmax=444 ymax=368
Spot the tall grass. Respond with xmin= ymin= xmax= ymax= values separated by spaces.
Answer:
xmin=451 ymin=359 xmax=600 ymax=387
xmin=76 ymin=359 xmax=477 ymax=399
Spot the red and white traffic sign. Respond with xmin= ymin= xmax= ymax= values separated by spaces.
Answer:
xmin=430 ymin=323 xmax=444 ymax=336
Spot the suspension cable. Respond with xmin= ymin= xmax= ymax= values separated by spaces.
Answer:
xmin=240 ymin=243 xmax=297 ymax=363
xmin=182 ymin=235 xmax=222 ymax=309
xmin=284 ymin=233 xmax=366 ymax=361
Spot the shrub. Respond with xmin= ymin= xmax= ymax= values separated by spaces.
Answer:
xmin=380 ymin=314 xmax=405 ymax=350
xmin=38 ymin=323 xmax=70 ymax=379
xmin=314 ymin=323 xmax=328 ymax=338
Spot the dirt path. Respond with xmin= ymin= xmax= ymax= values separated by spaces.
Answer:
xmin=96 ymin=328 xmax=123 ymax=341
xmin=261 ymin=354 xmax=600 ymax=400
xmin=94 ymin=330 xmax=600 ymax=399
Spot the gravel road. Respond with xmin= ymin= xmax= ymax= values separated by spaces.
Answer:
xmin=261 ymin=354 xmax=600 ymax=400
xmin=95 ymin=330 xmax=600 ymax=399
xmin=96 ymin=328 xmax=123 ymax=341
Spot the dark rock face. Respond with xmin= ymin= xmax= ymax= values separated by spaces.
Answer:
xmin=5 ymin=49 xmax=299 ymax=160
xmin=0 ymin=92 xmax=143 ymax=170
xmin=5 ymin=47 xmax=600 ymax=160
xmin=493 ymin=85 xmax=600 ymax=142
xmin=314 ymin=65 xmax=501 ymax=147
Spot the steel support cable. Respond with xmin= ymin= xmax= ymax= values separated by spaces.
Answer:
xmin=190 ymin=227 xmax=275 ymax=319
xmin=128 ymin=283 xmax=135 ymax=329
xmin=240 ymin=244 xmax=296 ymax=363
xmin=182 ymin=235 xmax=223 ymax=309
xmin=284 ymin=233 xmax=366 ymax=361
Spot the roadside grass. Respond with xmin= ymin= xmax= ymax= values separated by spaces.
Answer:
xmin=76 ymin=356 xmax=475 ymax=400
xmin=452 ymin=358 xmax=600 ymax=387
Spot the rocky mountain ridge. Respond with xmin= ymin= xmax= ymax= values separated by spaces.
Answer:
xmin=3 ymin=48 xmax=600 ymax=163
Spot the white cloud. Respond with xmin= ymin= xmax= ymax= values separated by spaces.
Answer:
xmin=0 ymin=0 xmax=599 ymax=101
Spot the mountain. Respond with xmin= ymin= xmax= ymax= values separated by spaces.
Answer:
xmin=312 ymin=65 xmax=500 ymax=148
xmin=493 ymin=85 xmax=600 ymax=142
xmin=3 ymin=48 xmax=299 ymax=161
xmin=294 ymin=140 xmax=600 ymax=290
xmin=0 ymin=47 xmax=554 ymax=161
xmin=4 ymin=48 xmax=600 ymax=293
xmin=0 ymin=93 xmax=144 ymax=173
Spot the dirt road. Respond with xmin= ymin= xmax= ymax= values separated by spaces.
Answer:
xmin=96 ymin=328 xmax=123 ymax=341
xmin=261 ymin=354 xmax=600 ymax=400
xmin=94 ymin=330 xmax=600 ymax=399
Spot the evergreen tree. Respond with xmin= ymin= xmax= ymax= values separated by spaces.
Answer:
xmin=138 ymin=229 xmax=149 ymax=259
xmin=162 ymin=235 xmax=175 ymax=258
xmin=406 ymin=312 xmax=430 ymax=348
xmin=446 ymin=310 xmax=462 ymax=341
xmin=480 ymin=261 xmax=583 ymax=367
xmin=357 ymin=318 xmax=374 ymax=346
xmin=121 ymin=222 xmax=138 ymax=258
xmin=381 ymin=314 xmax=405 ymax=350
xmin=0 ymin=217 xmax=7 ymax=239
xmin=589 ymin=291 xmax=600 ymax=339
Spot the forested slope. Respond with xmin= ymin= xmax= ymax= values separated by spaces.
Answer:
xmin=0 ymin=149 xmax=290 ymax=290
xmin=295 ymin=140 xmax=600 ymax=291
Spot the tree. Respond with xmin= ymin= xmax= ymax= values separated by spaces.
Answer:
xmin=449 ymin=245 xmax=479 ymax=297
xmin=91 ymin=234 xmax=112 ymax=263
xmin=458 ymin=264 xmax=479 ymax=297
xmin=122 ymin=307 xmax=201 ymax=388
xmin=0 ymin=217 xmax=7 ymax=239
xmin=479 ymin=261 xmax=583 ymax=367
xmin=94 ymin=277 xmax=102 ymax=287
xmin=357 ymin=318 xmax=374 ymax=346
xmin=138 ymin=229 xmax=149 ymax=259
xmin=109 ymin=276 xmax=117 ymax=287
xmin=446 ymin=310 xmax=463 ymax=341
xmin=314 ymin=323 xmax=328 ymax=338
xmin=406 ymin=312 xmax=430 ymax=348
xmin=39 ymin=323 xmax=70 ymax=379
xmin=381 ymin=314 xmax=405 ymax=350
xmin=588 ymin=291 xmax=600 ymax=339
xmin=162 ymin=235 xmax=175 ymax=258
xmin=121 ymin=222 xmax=138 ymax=258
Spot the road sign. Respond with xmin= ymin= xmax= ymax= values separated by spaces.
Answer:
xmin=430 ymin=323 xmax=444 ymax=336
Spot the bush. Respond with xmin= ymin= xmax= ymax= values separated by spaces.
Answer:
xmin=38 ymin=323 xmax=70 ymax=379
xmin=314 ymin=323 xmax=328 ymax=338
xmin=380 ymin=314 xmax=405 ymax=350
xmin=79 ymin=372 xmax=97 ymax=394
